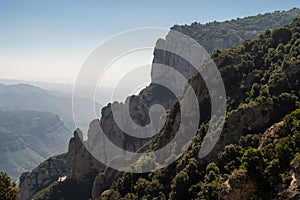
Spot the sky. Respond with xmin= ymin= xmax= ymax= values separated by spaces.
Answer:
xmin=0 ymin=0 xmax=299 ymax=85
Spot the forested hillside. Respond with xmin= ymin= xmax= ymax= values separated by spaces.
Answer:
xmin=19 ymin=10 xmax=300 ymax=200
xmin=100 ymin=16 xmax=300 ymax=200
xmin=172 ymin=8 xmax=300 ymax=53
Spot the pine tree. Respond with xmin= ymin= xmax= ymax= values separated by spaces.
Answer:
xmin=0 ymin=172 xmax=19 ymax=200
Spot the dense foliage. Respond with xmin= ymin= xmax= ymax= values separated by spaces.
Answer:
xmin=172 ymin=8 xmax=300 ymax=53
xmin=21 ymin=9 xmax=300 ymax=200
xmin=0 ymin=172 xmax=19 ymax=200
xmin=99 ymin=17 xmax=300 ymax=200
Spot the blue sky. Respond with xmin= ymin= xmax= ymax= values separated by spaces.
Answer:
xmin=0 ymin=0 xmax=299 ymax=84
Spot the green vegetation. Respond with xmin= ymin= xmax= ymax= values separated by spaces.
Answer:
xmin=172 ymin=8 xmax=300 ymax=53
xmin=33 ymin=181 xmax=59 ymax=200
xmin=19 ymin=153 xmax=67 ymax=200
xmin=0 ymin=172 xmax=19 ymax=200
xmin=99 ymin=17 xmax=300 ymax=200
xmin=23 ymin=9 xmax=300 ymax=200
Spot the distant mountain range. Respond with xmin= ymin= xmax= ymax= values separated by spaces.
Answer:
xmin=0 ymin=79 xmax=74 ymax=96
xmin=0 ymin=83 xmax=102 ymax=180
xmin=17 ymin=8 xmax=300 ymax=200
xmin=0 ymin=109 xmax=71 ymax=180
xmin=0 ymin=83 xmax=102 ymax=131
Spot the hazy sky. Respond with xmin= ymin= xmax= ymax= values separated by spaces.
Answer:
xmin=0 ymin=0 xmax=299 ymax=85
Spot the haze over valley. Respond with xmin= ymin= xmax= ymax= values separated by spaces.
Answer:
xmin=1 ymin=1 xmax=300 ymax=200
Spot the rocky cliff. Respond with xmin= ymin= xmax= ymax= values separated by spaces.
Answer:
xmin=98 ymin=18 xmax=300 ymax=200
xmin=19 ymin=11 xmax=300 ymax=200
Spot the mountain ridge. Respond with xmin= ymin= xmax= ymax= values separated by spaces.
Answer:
xmin=19 ymin=9 xmax=300 ymax=200
xmin=0 ymin=83 xmax=102 ymax=131
xmin=0 ymin=109 xmax=71 ymax=180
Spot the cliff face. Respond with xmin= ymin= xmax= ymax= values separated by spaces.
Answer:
xmin=98 ymin=18 xmax=300 ymax=200
xmin=18 ymin=62 xmax=180 ymax=200
xmin=19 ymin=12 xmax=300 ymax=200
xmin=66 ymin=129 xmax=103 ymax=180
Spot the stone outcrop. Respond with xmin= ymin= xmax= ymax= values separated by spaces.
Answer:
xmin=91 ymin=168 xmax=121 ymax=199
xmin=66 ymin=129 xmax=104 ymax=180
xmin=27 ymin=29 xmax=189 ymax=199
xmin=19 ymin=154 xmax=66 ymax=200
xmin=220 ymin=169 xmax=257 ymax=200
xmin=18 ymin=14 xmax=300 ymax=200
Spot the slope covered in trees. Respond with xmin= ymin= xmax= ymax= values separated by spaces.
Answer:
xmin=100 ymin=17 xmax=300 ymax=200
xmin=172 ymin=8 xmax=300 ymax=53
xmin=19 ymin=10 xmax=300 ymax=200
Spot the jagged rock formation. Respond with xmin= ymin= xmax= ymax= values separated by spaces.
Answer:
xmin=67 ymin=129 xmax=103 ymax=180
xmin=19 ymin=10 xmax=300 ymax=200
xmin=98 ymin=18 xmax=300 ymax=200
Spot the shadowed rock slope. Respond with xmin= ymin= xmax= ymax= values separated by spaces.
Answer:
xmin=20 ymin=12 xmax=300 ymax=200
